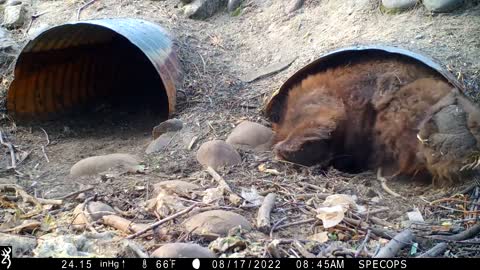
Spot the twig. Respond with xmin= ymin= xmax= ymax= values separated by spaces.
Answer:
xmin=293 ymin=240 xmax=315 ymax=258
xmin=355 ymin=229 xmax=371 ymax=257
xmin=126 ymin=203 xmax=198 ymax=239
xmin=416 ymin=242 xmax=448 ymax=258
xmin=206 ymin=166 xmax=243 ymax=202
xmin=0 ymin=131 xmax=16 ymax=169
xmin=58 ymin=186 xmax=94 ymax=200
xmin=102 ymin=215 xmax=149 ymax=234
xmin=77 ymin=0 xmax=97 ymax=21
xmin=270 ymin=217 xmax=287 ymax=238
xmin=377 ymin=168 xmax=403 ymax=198
xmin=274 ymin=218 xmax=316 ymax=231
xmin=257 ymin=193 xmax=276 ymax=233
xmin=24 ymin=10 xmax=50 ymax=37
xmin=374 ymin=229 xmax=414 ymax=258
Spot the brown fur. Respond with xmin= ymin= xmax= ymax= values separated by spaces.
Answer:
xmin=272 ymin=58 xmax=480 ymax=186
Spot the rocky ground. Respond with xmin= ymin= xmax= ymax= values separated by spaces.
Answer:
xmin=1 ymin=0 xmax=480 ymax=258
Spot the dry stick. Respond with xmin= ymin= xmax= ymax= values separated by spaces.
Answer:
xmin=126 ymin=204 xmax=198 ymax=239
xmin=257 ymin=193 xmax=277 ymax=233
xmin=374 ymin=229 xmax=414 ymax=258
xmin=416 ymin=242 xmax=448 ymax=258
xmin=206 ymin=166 xmax=243 ymax=202
xmin=102 ymin=215 xmax=149 ymax=234
xmin=77 ymin=0 xmax=97 ymax=20
xmin=0 ymin=131 xmax=16 ymax=169
xmin=355 ymin=229 xmax=371 ymax=258
xmin=430 ymin=223 xmax=480 ymax=241
xmin=377 ymin=168 xmax=403 ymax=198
xmin=270 ymin=217 xmax=287 ymax=238
xmin=58 ymin=186 xmax=94 ymax=200
xmin=293 ymin=240 xmax=315 ymax=258
xmin=40 ymin=128 xmax=50 ymax=163
xmin=24 ymin=10 xmax=49 ymax=37
xmin=274 ymin=218 xmax=316 ymax=231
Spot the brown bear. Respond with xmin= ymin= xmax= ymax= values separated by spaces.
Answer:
xmin=272 ymin=57 xmax=480 ymax=186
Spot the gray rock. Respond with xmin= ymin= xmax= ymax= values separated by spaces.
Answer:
xmin=423 ymin=0 xmax=463 ymax=12
xmin=0 ymin=233 xmax=37 ymax=257
xmin=6 ymin=0 xmax=21 ymax=6
xmin=184 ymin=210 xmax=252 ymax=240
xmin=287 ymin=0 xmax=305 ymax=13
xmin=151 ymin=243 xmax=216 ymax=258
xmin=2 ymin=4 xmax=27 ymax=29
xmin=184 ymin=0 xmax=227 ymax=20
xmin=146 ymin=132 xmax=174 ymax=154
xmin=152 ymin=119 xmax=183 ymax=139
xmin=196 ymin=140 xmax=241 ymax=169
xmin=227 ymin=0 xmax=242 ymax=12
xmin=70 ymin=153 xmax=141 ymax=177
xmin=226 ymin=121 xmax=273 ymax=151
xmin=382 ymin=0 xmax=417 ymax=11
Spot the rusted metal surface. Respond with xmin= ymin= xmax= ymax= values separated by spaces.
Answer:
xmin=265 ymin=45 xmax=465 ymax=123
xmin=7 ymin=18 xmax=181 ymax=119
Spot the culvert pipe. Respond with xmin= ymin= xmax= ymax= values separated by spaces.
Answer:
xmin=264 ymin=45 xmax=465 ymax=124
xmin=7 ymin=18 xmax=182 ymax=120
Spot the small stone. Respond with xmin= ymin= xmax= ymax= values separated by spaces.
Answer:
xmin=184 ymin=0 xmax=227 ymax=20
xmin=226 ymin=121 xmax=273 ymax=151
xmin=382 ymin=0 xmax=417 ymax=11
xmin=70 ymin=153 xmax=141 ymax=177
xmin=151 ymin=243 xmax=215 ymax=258
xmin=152 ymin=119 xmax=183 ymax=139
xmin=196 ymin=140 xmax=241 ymax=169
xmin=227 ymin=0 xmax=242 ymax=12
xmin=2 ymin=4 xmax=28 ymax=29
xmin=146 ymin=132 xmax=174 ymax=154
xmin=423 ymin=0 xmax=463 ymax=12
xmin=184 ymin=210 xmax=252 ymax=240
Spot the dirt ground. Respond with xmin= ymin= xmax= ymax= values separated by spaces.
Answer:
xmin=1 ymin=0 xmax=480 ymax=258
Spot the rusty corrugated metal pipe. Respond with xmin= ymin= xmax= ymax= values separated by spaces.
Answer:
xmin=7 ymin=18 xmax=182 ymax=120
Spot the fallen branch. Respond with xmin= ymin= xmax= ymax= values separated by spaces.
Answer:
xmin=36 ymin=198 xmax=63 ymax=205
xmin=416 ymin=242 xmax=448 ymax=258
xmin=40 ymin=127 xmax=50 ymax=163
xmin=430 ymin=223 xmax=480 ymax=241
xmin=102 ymin=215 xmax=150 ymax=234
xmin=58 ymin=186 xmax=94 ymax=200
xmin=0 ymin=131 xmax=16 ymax=169
xmin=126 ymin=203 xmax=198 ymax=239
xmin=374 ymin=229 xmax=414 ymax=258
xmin=377 ymin=168 xmax=403 ymax=198
xmin=241 ymin=57 xmax=297 ymax=83
xmin=257 ymin=193 xmax=276 ymax=233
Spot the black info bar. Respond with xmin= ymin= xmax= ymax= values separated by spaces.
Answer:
xmin=3 ymin=258 xmax=478 ymax=270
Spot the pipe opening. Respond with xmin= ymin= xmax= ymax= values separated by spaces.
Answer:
xmin=7 ymin=21 xmax=176 ymax=131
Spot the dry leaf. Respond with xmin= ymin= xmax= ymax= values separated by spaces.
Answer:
xmin=316 ymin=205 xmax=345 ymax=228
